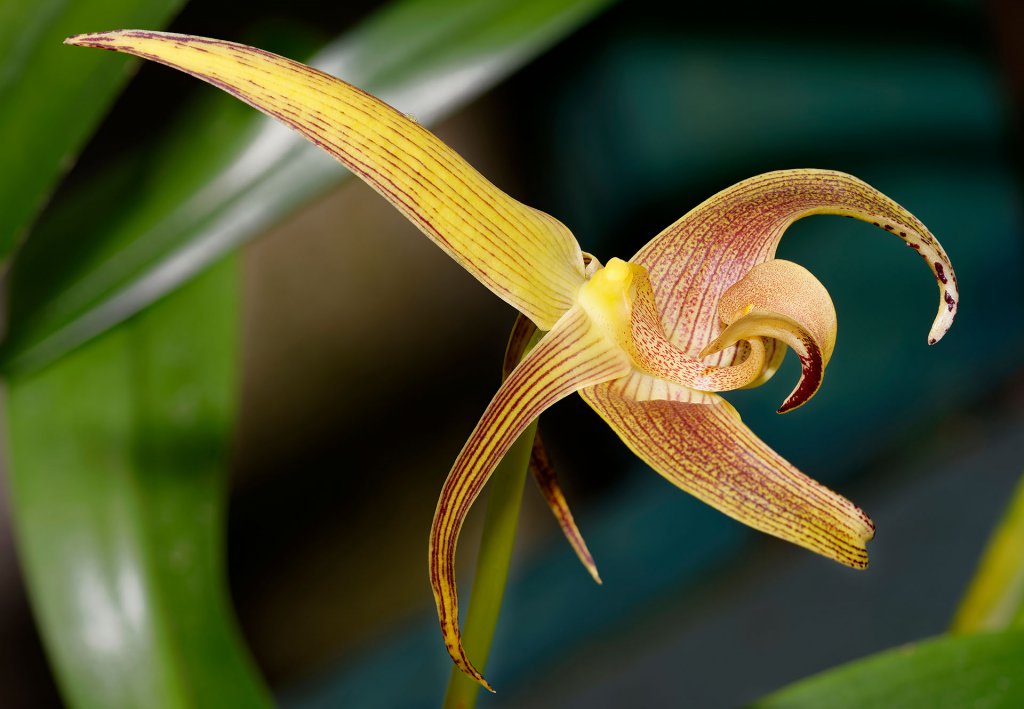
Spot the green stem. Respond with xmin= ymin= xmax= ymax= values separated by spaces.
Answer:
xmin=442 ymin=421 xmax=537 ymax=709
xmin=951 ymin=473 xmax=1024 ymax=633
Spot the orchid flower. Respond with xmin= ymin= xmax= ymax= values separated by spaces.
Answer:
xmin=67 ymin=31 xmax=959 ymax=691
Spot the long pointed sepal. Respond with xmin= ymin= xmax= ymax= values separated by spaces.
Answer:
xmin=430 ymin=306 xmax=630 ymax=689
xmin=65 ymin=30 xmax=586 ymax=329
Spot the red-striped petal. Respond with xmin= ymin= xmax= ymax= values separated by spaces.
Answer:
xmin=430 ymin=306 xmax=630 ymax=689
xmin=631 ymin=170 xmax=958 ymax=360
xmin=502 ymin=315 xmax=600 ymax=584
xmin=580 ymin=374 xmax=875 ymax=569
xmin=65 ymin=30 xmax=586 ymax=329
xmin=700 ymin=259 xmax=838 ymax=413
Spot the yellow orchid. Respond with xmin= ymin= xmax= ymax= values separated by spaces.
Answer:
xmin=67 ymin=31 xmax=959 ymax=692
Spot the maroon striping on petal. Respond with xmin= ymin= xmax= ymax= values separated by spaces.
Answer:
xmin=934 ymin=262 xmax=947 ymax=284
xmin=777 ymin=350 xmax=823 ymax=414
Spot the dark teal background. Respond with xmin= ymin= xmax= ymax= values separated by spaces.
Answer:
xmin=278 ymin=1 xmax=1024 ymax=706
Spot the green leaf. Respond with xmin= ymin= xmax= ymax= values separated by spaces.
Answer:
xmin=753 ymin=630 xmax=1024 ymax=709
xmin=952 ymin=474 xmax=1024 ymax=633
xmin=0 ymin=0 xmax=185 ymax=258
xmin=2 ymin=0 xmax=615 ymax=375
xmin=5 ymin=256 xmax=271 ymax=708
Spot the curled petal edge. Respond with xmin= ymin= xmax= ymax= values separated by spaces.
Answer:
xmin=701 ymin=259 xmax=838 ymax=413
xmin=633 ymin=169 xmax=958 ymax=358
xmin=529 ymin=432 xmax=602 ymax=585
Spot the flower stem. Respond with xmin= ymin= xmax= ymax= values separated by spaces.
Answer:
xmin=442 ymin=421 xmax=537 ymax=709
xmin=951 ymin=473 xmax=1024 ymax=633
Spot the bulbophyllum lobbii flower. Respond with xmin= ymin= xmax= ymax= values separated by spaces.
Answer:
xmin=68 ymin=31 xmax=960 ymax=691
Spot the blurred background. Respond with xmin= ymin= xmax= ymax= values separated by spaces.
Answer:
xmin=1 ymin=0 xmax=1023 ymax=706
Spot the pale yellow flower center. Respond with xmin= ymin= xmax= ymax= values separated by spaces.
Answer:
xmin=576 ymin=257 xmax=636 ymax=348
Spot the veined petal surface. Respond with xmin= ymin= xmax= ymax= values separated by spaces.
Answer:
xmin=701 ymin=259 xmax=838 ymax=412
xmin=577 ymin=258 xmax=768 ymax=392
xmin=625 ymin=261 xmax=768 ymax=391
xmin=66 ymin=30 xmax=586 ymax=329
xmin=430 ymin=306 xmax=630 ymax=689
xmin=632 ymin=169 xmax=958 ymax=358
xmin=503 ymin=314 xmax=600 ymax=584
xmin=579 ymin=374 xmax=875 ymax=569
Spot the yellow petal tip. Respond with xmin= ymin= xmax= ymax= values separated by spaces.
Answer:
xmin=64 ymin=30 xmax=118 ymax=48
xmin=697 ymin=337 xmax=723 ymax=360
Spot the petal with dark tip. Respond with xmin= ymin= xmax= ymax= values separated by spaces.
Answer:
xmin=64 ymin=30 xmax=586 ymax=329
xmin=701 ymin=259 xmax=837 ymax=413
xmin=529 ymin=431 xmax=601 ymax=584
xmin=579 ymin=375 xmax=875 ymax=569
xmin=430 ymin=306 xmax=631 ymax=689
xmin=631 ymin=169 xmax=958 ymax=359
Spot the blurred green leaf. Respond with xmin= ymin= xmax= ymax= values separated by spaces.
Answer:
xmin=754 ymin=630 xmax=1024 ymax=709
xmin=2 ymin=0 xmax=614 ymax=375
xmin=0 ymin=0 xmax=185 ymax=258
xmin=6 ymin=256 xmax=270 ymax=708
xmin=952 ymin=474 xmax=1024 ymax=633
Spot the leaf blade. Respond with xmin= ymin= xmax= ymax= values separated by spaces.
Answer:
xmin=754 ymin=631 xmax=1024 ymax=709
xmin=5 ymin=256 xmax=270 ymax=708
xmin=0 ymin=0 xmax=186 ymax=256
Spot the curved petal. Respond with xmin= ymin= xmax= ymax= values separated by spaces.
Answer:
xmin=631 ymin=169 xmax=958 ymax=358
xmin=579 ymin=375 xmax=875 ymax=569
xmin=502 ymin=314 xmax=600 ymax=584
xmin=529 ymin=431 xmax=601 ymax=584
xmin=701 ymin=259 xmax=837 ymax=413
xmin=430 ymin=306 xmax=631 ymax=689
xmin=742 ymin=337 xmax=786 ymax=390
xmin=65 ymin=30 xmax=586 ymax=329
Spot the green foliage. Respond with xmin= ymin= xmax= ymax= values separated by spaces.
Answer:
xmin=953 ymin=474 xmax=1024 ymax=633
xmin=6 ymin=258 xmax=270 ymax=708
xmin=0 ymin=0 xmax=185 ymax=257
xmin=754 ymin=630 xmax=1024 ymax=709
